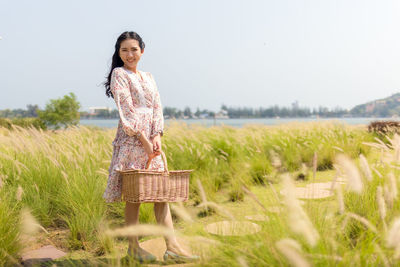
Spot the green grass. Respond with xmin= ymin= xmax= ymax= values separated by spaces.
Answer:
xmin=1 ymin=121 xmax=395 ymax=266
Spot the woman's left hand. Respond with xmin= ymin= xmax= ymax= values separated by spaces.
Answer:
xmin=152 ymin=134 xmax=162 ymax=153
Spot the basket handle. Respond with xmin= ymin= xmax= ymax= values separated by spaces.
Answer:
xmin=145 ymin=150 xmax=169 ymax=174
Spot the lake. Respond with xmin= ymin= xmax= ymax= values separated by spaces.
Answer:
xmin=79 ymin=118 xmax=397 ymax=128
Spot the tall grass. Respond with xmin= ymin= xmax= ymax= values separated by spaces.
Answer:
xmin=203 ymin=133 xmax=400 ymax=266
xmin=0 ymin=121 xmax=376 ymax=264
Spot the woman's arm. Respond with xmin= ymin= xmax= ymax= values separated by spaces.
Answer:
xmin=146 ymin=73 xmax=163 ymax=153
xmin=148 ymin=73 xmax=164 ymax=139
xmin=110 ymin=68 xmax=143 ymax=137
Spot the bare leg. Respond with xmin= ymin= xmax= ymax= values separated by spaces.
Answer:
xmin=154 ymin=202 xmax=192 ymax=256
xmin=125 ymin=202 xmax=141 ymax=252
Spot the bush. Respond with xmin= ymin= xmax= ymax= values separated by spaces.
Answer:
xmin=368 ymin=120 xmax=400 ymax=134
xmin=0 ymin=118 xmax=12 ymax=129
xmin=38 ymin=92 xmax=81 ymax=129
xmin=11 ymin=117 xmax=47 ymax=130
xmin=0 ymin=117 xmax=46 ymax=130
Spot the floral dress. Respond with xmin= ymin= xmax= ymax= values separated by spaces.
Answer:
xmin=103 ymin=66 xmax=165 ymax=203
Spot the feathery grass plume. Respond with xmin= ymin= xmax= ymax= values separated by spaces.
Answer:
xmin=275 ymin=238 xmax=310 ymax=267
xmin=170 ymin=203 xmax=193 ymax=223
xmin=374 ymin=244 xmax=390 ymax=267
xmin=384 ymin=184 xmax=394 ymax=209
xmin=20 ymin=208 xmax=49 ymax=239
xmin=371 ymin=166 xmax=383 ymax=178
xmin=237 ymin=256 xmax=249 ymax=267
xmin=340 ymin=213 xmax=350 ymax=232
xmin=359 ymin=154 xmax=372 ymax=181
xmin=312 ymin=152 xmax=317 ymax=180
xmin=391 ymin=134 xmax=400 ymax=162
xmin=198 ymin=201 xmax=235 ymax=220
xmin=387 ymin=217 xmax=400 ymax=259
xmin=329 ymin=172 xmax=341 ymax=193
xmin=60 ymin=170 xmax=70 ymax=185
xmin=336 ymin=185 xmax=345 ymax=215
xmin=335 ymin=154 xmax=363 ymax=194
xmin=241 ymin=185 xmax=267 ymax=212
xmin=105 ymin=224 xmax=175 ymax=239
xmin=187 ymin=235 xmax=221 ymax=246
xmin=362 ymin=141 xmax=388 ymax=150
xmin=388 ymin=172 xmax=398 ymax=200
xmin=305 ymin=253 xmax=342 ymax=261
xmin=33 ymin=183 xmax=39 ymax=193
xmin=377 ymin=186 xmax=388 ymax=233
xmin=374 ymin=137 xmax=390 ymax=150
xmin=16 ymin=185 xmax=23 ymax=201
xmin=282 ymin=174 xmax=320 ymax=247
xmin=95 ymin=168 xmax=109 ymax=177
xmin=377 ymin=186 xmax=387 ymax=221
xmin=267 ymin=182 xmax=282 ymax=203
xmin=347 ymin=212 xmax=377 ymax=233
xmin=196 ymin=179 xmax=207 ymax=203
xmin=332 ymin=146 xmax=344 ymax=152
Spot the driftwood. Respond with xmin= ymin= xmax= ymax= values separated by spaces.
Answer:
xmin=368 ymin=121 xmax=400 ymax=134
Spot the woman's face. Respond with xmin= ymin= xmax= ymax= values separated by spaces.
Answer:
xmin=119 ymin=39 xmax=144 ymax=70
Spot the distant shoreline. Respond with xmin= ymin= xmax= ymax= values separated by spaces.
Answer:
xmin=80 ymin=116 xmax=400 ymax=120
xmin=79 ymin=117 xmax=400 ymax=128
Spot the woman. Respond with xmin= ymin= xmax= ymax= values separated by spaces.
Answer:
xmin=103 ymin=31 xmax=197 ymax=263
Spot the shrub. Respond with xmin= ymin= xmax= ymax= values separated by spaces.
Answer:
xmin=368 ymin=120 xmax=400 ymax=134
xmin=38 ymin=92 xmax=81 ymax=129
xmin=11 ymin=117 xmax=47 ymax=130
xmin=0 ymin=118 xmax=12 ymax=129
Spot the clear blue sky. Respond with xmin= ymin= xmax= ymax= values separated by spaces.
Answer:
xmin=1 ymin=0 xmax=400 ymax=111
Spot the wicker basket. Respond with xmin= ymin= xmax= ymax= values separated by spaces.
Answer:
xmin=118 ymin=151 xmax=192 ymax=203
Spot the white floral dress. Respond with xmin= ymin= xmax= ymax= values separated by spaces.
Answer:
xmin=103 ymin=67 xmax=165 ymax=203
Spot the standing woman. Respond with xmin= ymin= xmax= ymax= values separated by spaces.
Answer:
xmin=103 ymin=31 xmax=197 ymax=263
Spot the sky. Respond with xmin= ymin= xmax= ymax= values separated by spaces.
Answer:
xmin=1 ymin=0 xmax=400 ymax=112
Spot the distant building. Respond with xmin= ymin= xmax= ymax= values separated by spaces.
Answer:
xmin=215 ymin=110 xmax=229 ymax=119
xmin=88 ymin=106 xmax=112 ymax=115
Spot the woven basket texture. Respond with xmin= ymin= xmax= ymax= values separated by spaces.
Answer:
xmin=118 ymin=151 xmax=191 ymax=203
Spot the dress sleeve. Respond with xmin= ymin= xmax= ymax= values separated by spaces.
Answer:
xmin=148 ymin=73 xmax=164 ymax=139
xmin=110 ymin=68 xmax=142 ymax=137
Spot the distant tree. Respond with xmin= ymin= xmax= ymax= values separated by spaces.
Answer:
xmin=110 ymin=109 xmax=119 ymax=118
xmin=26 ymin=104 xmax=39 ymax=117
xmin=163 ymin=107 xmax=176 ymax=118
xmin=97 ymin=109 xmax=110 ymax=118
xmin=0 ymin=109 xmax=12 ymax=118
xmin=13 ymin=108 xmax=26 ymax=118
xmin=37 ymin=93 xmax=81 ymax=129
xmin=183 ymin=106 xmax=192 ymax=118
xmin=194 ymin=108 xmax=201 ymax=117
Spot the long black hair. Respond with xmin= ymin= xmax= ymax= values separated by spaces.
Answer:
xmin=104 ymin=31 xmax=145 ymax=98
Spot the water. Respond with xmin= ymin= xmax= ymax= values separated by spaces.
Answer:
xmin=79 ymin=117 xmax=398 ymax=128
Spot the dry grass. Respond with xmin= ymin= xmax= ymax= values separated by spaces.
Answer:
xmin=0 ymin=122 xmax=389 ymax=266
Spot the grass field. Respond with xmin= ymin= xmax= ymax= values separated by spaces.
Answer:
xmin=1 ymin=121 xmax=399 ymax=266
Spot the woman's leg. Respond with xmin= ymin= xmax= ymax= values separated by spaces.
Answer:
xmin=125 ymin=201 xmax=141 ymax=252
xmin=153 ymin=202 xmax=191 ymax=256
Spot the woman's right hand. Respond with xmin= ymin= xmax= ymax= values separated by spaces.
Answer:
xmin=139 ymin=131 xmax=161 ymax=158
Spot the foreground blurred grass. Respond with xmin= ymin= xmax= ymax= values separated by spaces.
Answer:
xmin=0 ymin=121 xmax=380 ymax=265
